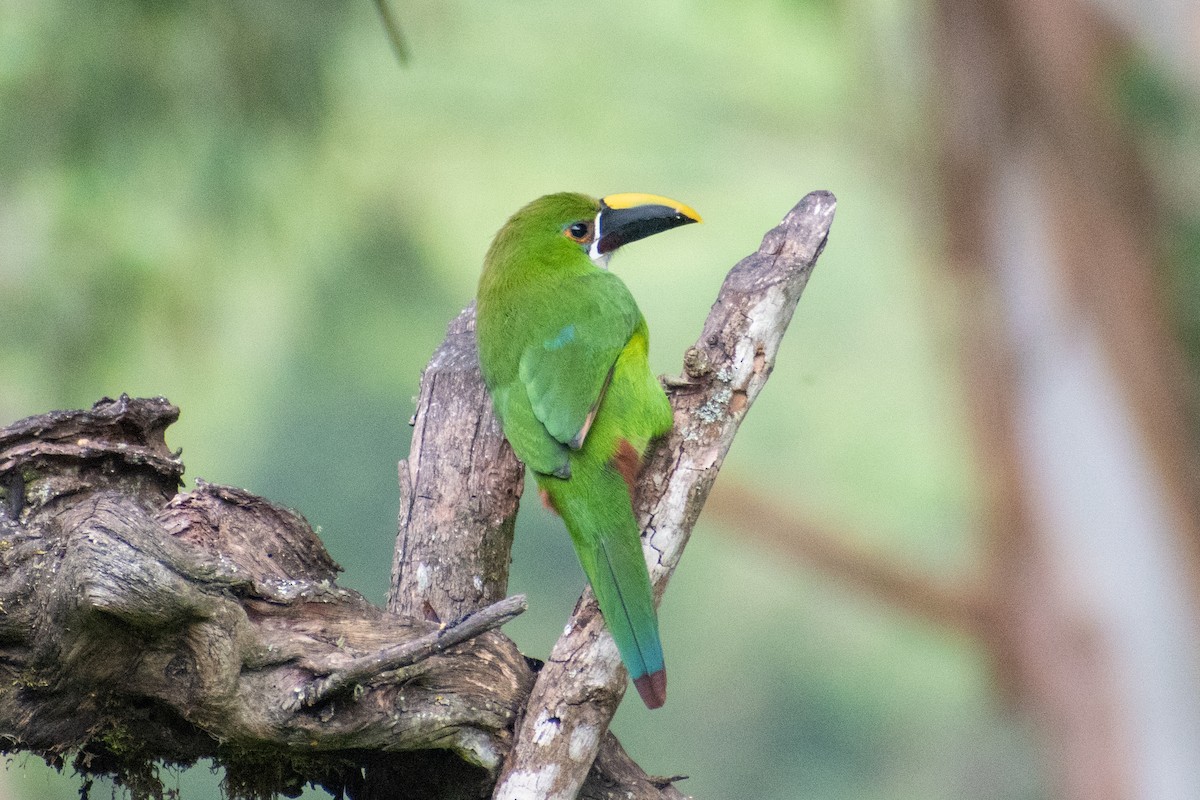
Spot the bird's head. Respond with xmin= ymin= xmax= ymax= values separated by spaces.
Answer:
xmin=486 ymin=191 xmax=701 ymax=272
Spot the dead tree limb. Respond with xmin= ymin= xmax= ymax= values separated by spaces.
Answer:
xmin=391 ymin=306 xmax=524 ymax=624
xmin=0 ymin=395 xmax=678 ymax=799
xmin=0 ymin=191 xmax=834 ymax=800
xmin=493 ymin=191 xmax=836 ymax=800
xmin=296 ymin=594 xmax=529 ymax=710
xmin=0 ymin=397 xmax=532 ymax=798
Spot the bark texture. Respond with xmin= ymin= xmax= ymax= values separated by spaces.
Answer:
xmin=0 ymin=396 xmax=533 ymax=798
xmin=0 ymin=191 xmax=834 ymax=799
xmin=391 ymin=306 xmax=524 ymax=624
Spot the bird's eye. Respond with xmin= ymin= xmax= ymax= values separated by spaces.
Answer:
xmin=564 ymin=221 xmax=592 ymax=243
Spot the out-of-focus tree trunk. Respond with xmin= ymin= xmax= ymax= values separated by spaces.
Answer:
xmin=934 ymin=1 xmax=1200 ymax=798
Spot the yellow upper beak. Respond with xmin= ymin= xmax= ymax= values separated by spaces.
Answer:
xmin=600 ymin=192 xmax=703 ymax=224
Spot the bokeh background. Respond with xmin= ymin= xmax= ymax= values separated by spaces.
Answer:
xmin=3 ymin=1 xmax=1200 ymax=799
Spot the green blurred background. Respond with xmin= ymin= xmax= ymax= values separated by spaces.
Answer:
xmin=0 ymin=1 xmax=1048 ymax=798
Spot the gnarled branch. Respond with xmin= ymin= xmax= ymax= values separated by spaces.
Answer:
xmin=0 ymin=191 xmax=834 ymax=800
xmin=0 ymin=397 xmax=533 ymax=797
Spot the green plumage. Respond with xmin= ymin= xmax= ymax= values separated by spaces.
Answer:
xmin=475 ymin=191 xmax=698 ymax=708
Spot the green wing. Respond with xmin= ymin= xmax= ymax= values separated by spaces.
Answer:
xmin=519 ymin=272 xmax=639 ymax=451
xmin=489 ymin=382 xmax=572 ymax=478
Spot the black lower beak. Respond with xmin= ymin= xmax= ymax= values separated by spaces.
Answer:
xmin=596 ymin=201 xmax=701 ymax=255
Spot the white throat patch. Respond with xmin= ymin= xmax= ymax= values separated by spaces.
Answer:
xmin=587 ymin=211 xmax=610 ymax=269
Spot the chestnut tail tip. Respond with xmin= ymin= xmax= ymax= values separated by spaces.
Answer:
xmin=633 ymin=669 xmax=667 ymax=709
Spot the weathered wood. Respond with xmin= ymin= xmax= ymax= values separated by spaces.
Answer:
xmin=391 ymin=306 xmax=525 ymax=624
xmin=0 ymin=193 xmax=833 ymax=800
xmin=0 ymin=396 xmax=533 ymax=798
xmin=297 ymin=594 xmax=529 ymax=709
xmin=493 ymin=190 xmax=836 ymax=800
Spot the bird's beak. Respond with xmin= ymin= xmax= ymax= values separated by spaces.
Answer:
xmin=595 ymin=193 xmax=702 ymax=255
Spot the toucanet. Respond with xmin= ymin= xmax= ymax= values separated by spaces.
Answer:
xmin=475 ymin=192 xmax=700 ymax=708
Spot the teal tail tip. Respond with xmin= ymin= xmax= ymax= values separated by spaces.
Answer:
xmin=633 ymin=669 xmax=667 ymax=709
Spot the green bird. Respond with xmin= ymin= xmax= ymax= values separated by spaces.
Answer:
xmin=475 ymin=192 xmax=701 ymax=709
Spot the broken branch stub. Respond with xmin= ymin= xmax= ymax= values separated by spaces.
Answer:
xmin=391 ymin=306 xmax=525 ymax=624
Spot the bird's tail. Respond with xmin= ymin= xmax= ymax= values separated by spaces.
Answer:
xmin=542 ymin=465 xmax=666 ymax=709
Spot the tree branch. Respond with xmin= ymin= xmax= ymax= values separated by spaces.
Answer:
xmin=297 ymin=594 xmax=529 ymax=709
xmin=705 ymin=482 xmax=993 ymax=637
xmin=391 ymin=306 xmax=525 ymax=624
xmin=0 ymin=192 xmax=834 ymax=800
xmin=0 ymin=396 xmax=533 ymax=798
xmin=494 ymin=191 xmax=836 ymax=800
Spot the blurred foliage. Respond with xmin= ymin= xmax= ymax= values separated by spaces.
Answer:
xmin=0 ymin=0 xmax=1043 ymax=798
